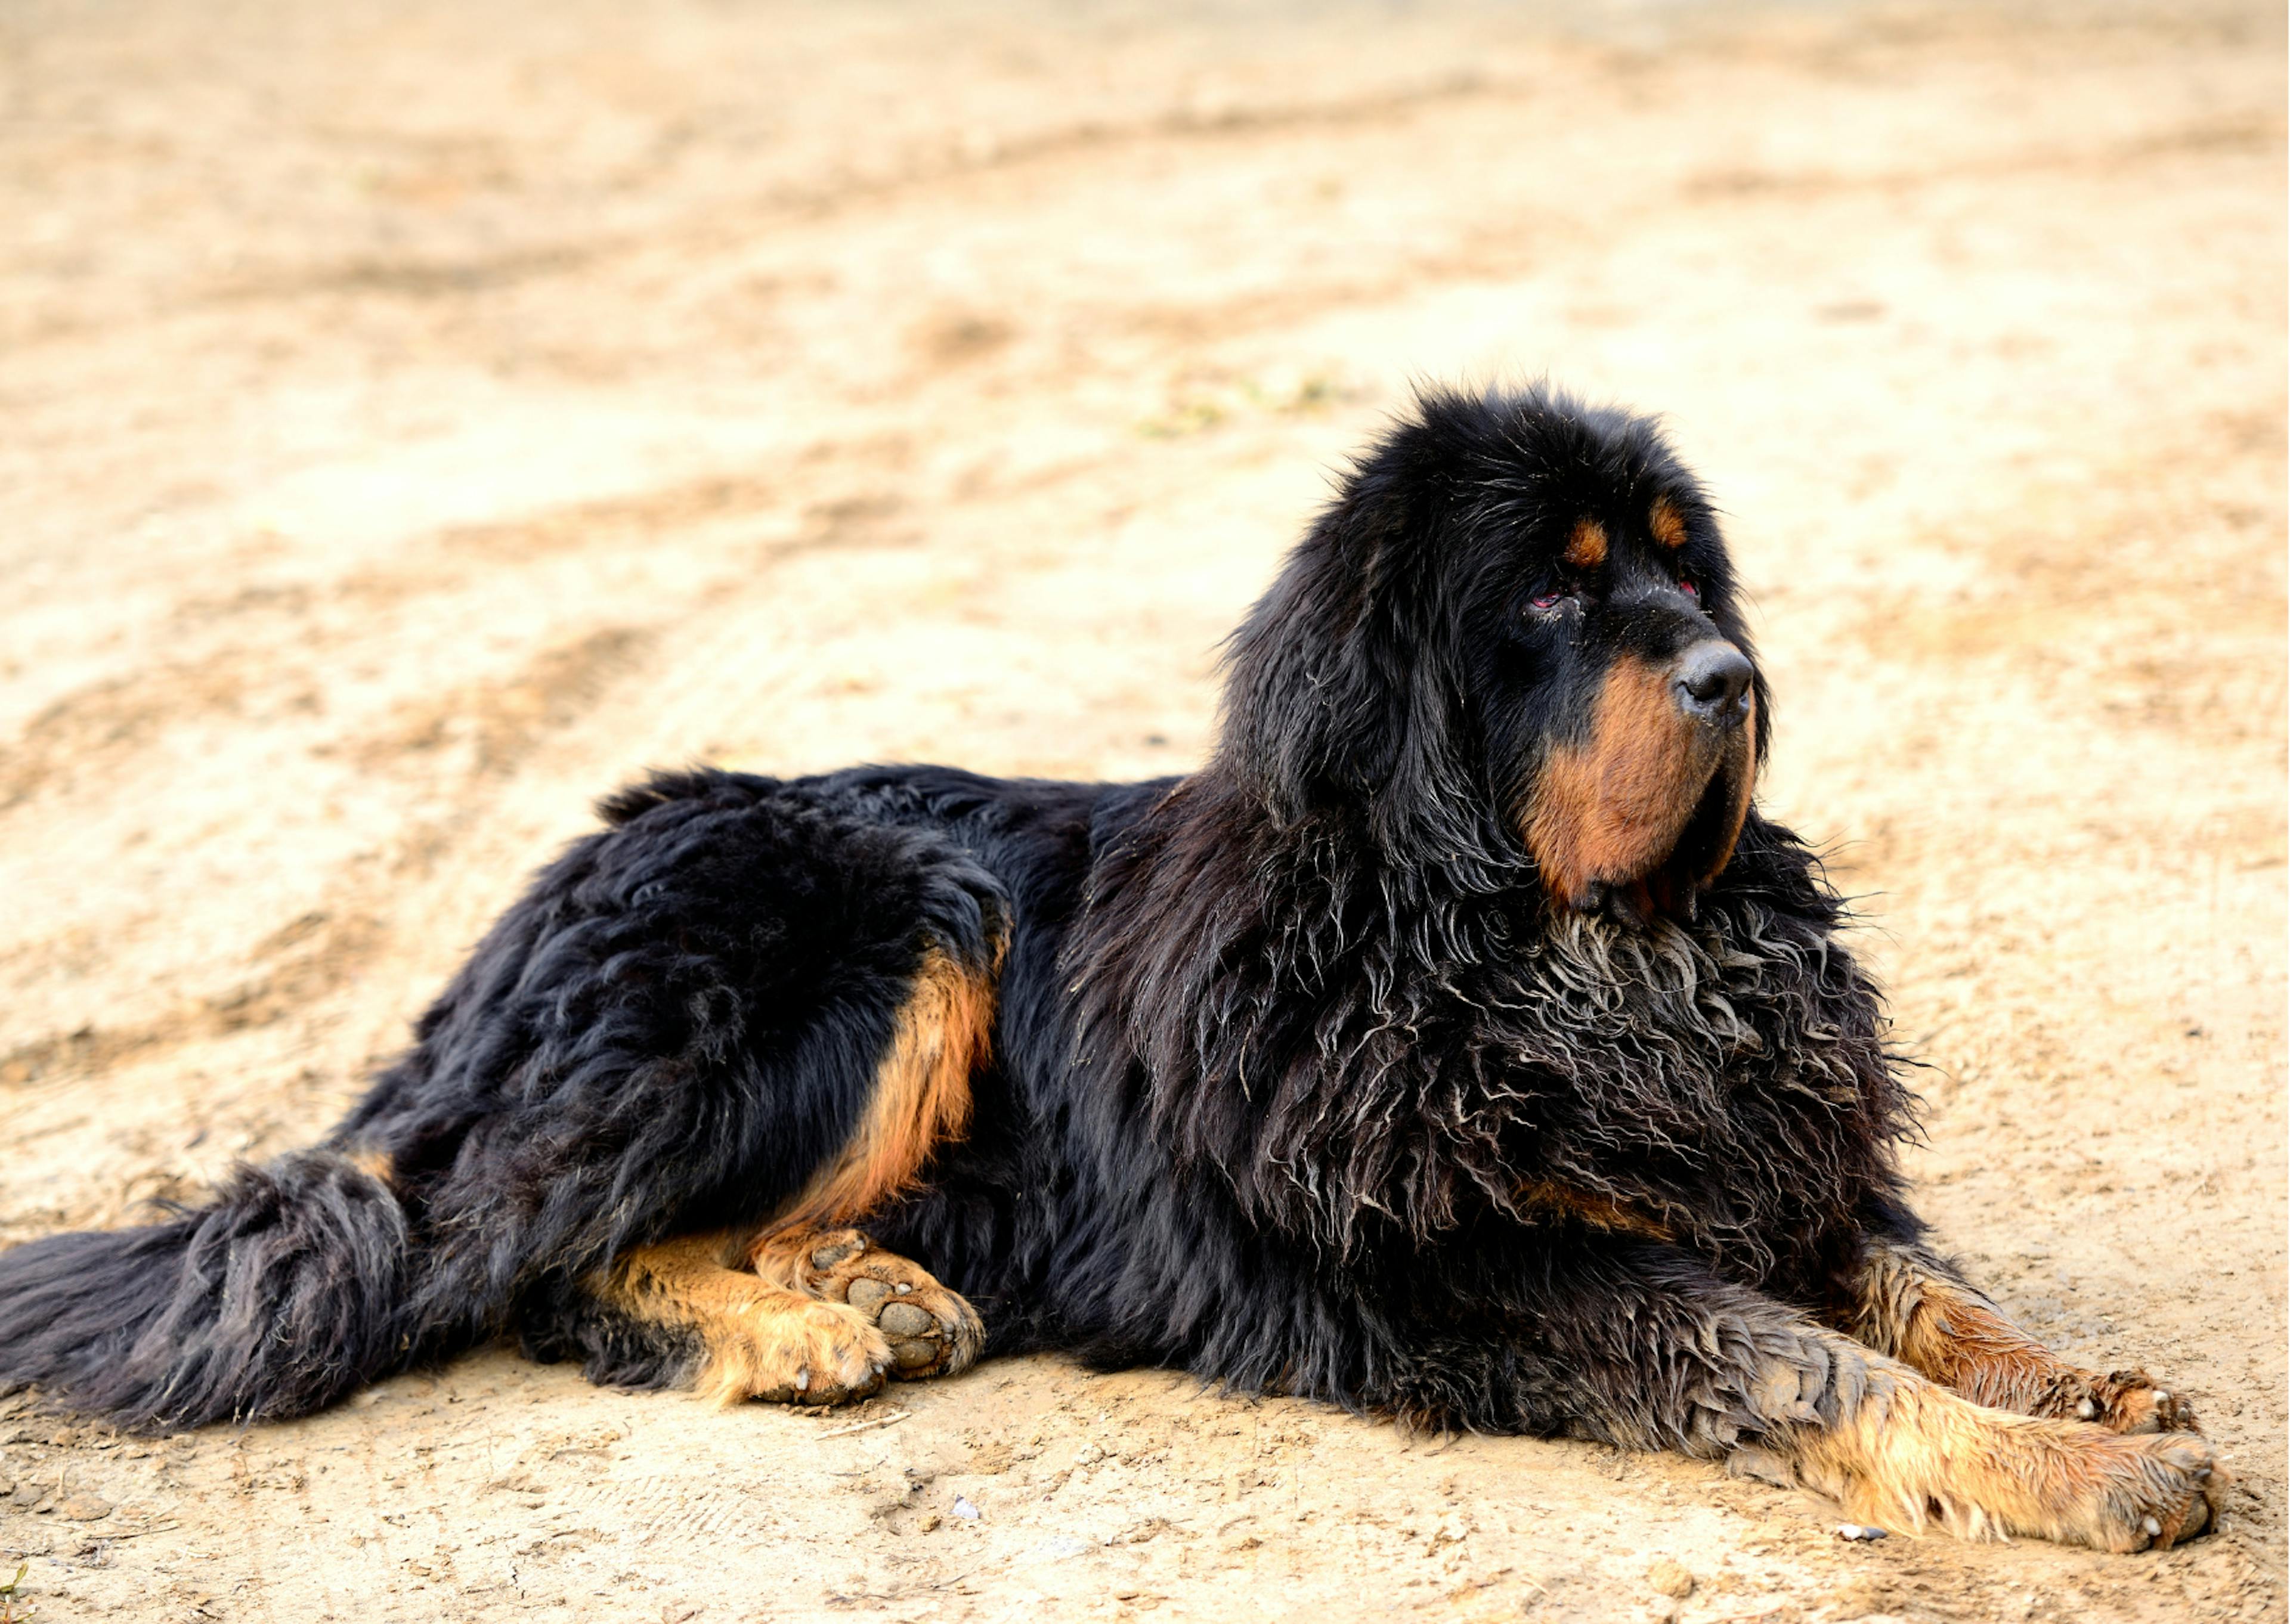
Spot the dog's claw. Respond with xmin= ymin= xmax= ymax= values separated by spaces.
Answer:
xmin=2048 ymin=1370 xmax=2201 ymax=1437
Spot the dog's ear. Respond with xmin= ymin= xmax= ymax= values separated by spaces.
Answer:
xmin=1215 ymin=428 xmax=1481 ymax=855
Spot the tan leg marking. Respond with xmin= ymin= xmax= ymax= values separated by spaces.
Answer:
xmin=595 ymin=1233 xmax=889 ymax=1406
xmin=769 ymin=945 xmax=997 ymax=1232
xmin=1850 ymin=1239 xmax=2199 ymax=1434
xmin=753 ymin=1227 xmax=984 ymax=1381
xmin=710 ymin=946 xmax=997 ymax=1397
xmin=1772 ymin=1337 xmax=2222 ymax=1551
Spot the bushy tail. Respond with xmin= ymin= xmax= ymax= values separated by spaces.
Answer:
xmin=0 ymin=1151 xmax=410 ymax=1430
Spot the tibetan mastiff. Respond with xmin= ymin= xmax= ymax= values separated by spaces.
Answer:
xmin=0 ymin=387 xmax=2221 ymax=1549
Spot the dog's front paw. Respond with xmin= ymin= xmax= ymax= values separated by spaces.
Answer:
xmin=2057 ymin=1431 xmax=2224 ymax=1552
xmin=2044 ymin=1368 xmax=2200 ymax=1436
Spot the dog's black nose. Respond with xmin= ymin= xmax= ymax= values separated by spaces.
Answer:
xmin=1674 ymin=641 xmax=1752 ymax=724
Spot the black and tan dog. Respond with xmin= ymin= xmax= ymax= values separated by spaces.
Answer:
xmin=0 ymin=388 xmax=2221 ymax=1550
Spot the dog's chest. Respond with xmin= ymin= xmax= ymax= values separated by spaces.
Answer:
xmin=1452 ymin=916 xmax=1895 ymax=1251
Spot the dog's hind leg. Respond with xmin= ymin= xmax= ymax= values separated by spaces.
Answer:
xmin=523 ymin=921 xmax=994 ymax=1402
xmin=733 ymin=940 xmax=992 ymax=1384
xmin=505 ymin=918 xmax=996 ymax=1408
xmin=337 ymin=770 xmax=1008 ymax=1386
xmin=1842 ymin=1230 xmax=2199 ymax=1436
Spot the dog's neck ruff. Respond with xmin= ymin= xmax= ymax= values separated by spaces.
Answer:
xmin=1066 ymin=785 xmax=1914 ymax=1284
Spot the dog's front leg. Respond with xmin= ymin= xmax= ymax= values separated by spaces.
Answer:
xmin=1841 ymin=1228 xmax=2198 ymax=1436
xmin=1492 ymin=1241 xmax=2220 ymax=1549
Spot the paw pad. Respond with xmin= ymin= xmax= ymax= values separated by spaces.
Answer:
xmin=765 ymin=1228 xmax=985 ymax=1383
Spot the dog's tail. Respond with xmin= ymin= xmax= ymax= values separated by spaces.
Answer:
xmin=0 ymin=1151 xmax=411 ymax=1430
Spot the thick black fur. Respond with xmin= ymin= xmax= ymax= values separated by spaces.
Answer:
xmin=1 ymin=386 xmax=1926 ymax=1459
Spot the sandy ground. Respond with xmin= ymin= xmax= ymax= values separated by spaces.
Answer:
xmin=0 ymin=1 xmax=2282 ymax=1619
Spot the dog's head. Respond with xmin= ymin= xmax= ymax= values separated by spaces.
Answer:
xmin=1219 ymin=386 xmax=1766 ymax=922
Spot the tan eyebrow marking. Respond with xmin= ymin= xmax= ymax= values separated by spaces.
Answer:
xmin=1564 ymin=517 xmax=1607 ymax=568
xmin=1649 ymin=495 xmax=1688 ymax=550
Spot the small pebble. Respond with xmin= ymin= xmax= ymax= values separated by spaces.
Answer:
xmin=1647 ymin=1557 xmax=1695 ymax=1598
xmin=57 ymin=1493 xmax=113 ymax=1522
xmin=919 ymin=1513 xmax=942 ymax=1532
xmin=952 ymin=1495 xmax=981 ymax=1521
xmin=1836 ymin=1523 xmax=1888 ymax=1542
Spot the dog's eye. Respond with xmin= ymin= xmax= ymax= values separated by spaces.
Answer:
xmin=1527 ymin=593 xmax=1566 ymax=612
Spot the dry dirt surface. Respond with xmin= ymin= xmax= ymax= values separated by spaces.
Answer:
xmin=0 ymin=1 xmax=2282 ymax=1619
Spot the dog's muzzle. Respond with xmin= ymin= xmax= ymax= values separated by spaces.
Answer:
xmin=1521 ymin=638 xmax=1759 ymax=919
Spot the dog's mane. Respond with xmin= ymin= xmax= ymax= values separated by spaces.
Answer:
xmin=1067 ymin=782 xmax=1909 ymax=1279
xmin=1064 ymin=390 xmax=1912 ymax=1293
